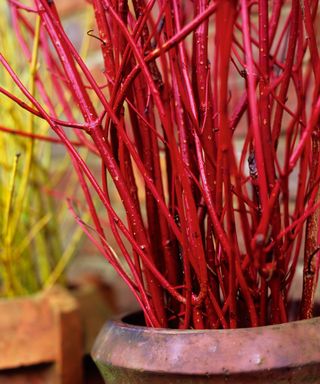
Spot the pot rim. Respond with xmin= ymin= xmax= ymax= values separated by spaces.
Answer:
xmin=110 ymin=309 xmax=320 ymax=334
xmin=92 ymin=313 xmax=320 ymax=376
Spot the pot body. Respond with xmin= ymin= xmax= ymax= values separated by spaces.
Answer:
xmin=92 ymin=313 xmax=320 ymax=383
xmin=0 ymin=286 xmax=83 ymax=384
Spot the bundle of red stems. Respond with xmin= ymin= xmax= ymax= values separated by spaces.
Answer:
xmin=1 ymin=0 xmax=320 ymax=329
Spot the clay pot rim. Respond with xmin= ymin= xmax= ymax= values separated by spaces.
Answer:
xmin=92 ymin=313 xmax=320 ymax=376
xmin=113 ymin=310 xmax=320 ymax=334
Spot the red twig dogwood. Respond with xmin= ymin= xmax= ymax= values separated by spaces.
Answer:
xmin=1 ymin=0 xmax=320 ymax=328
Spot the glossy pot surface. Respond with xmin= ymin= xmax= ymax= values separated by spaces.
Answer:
xmin=92 ymin=312 xmax=320 ymax=383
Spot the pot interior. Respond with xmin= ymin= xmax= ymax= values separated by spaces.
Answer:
xmin=122 ymin=300 xmax=320 ymax=329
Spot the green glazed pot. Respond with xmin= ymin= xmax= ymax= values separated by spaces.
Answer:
xmin=92 ymin=312 xmax=320 ymax=383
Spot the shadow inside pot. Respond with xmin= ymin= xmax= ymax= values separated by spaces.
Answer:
xmin=123 ymin=300 xmax=320 ymax=329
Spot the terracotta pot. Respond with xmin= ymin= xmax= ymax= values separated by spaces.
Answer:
xmin=0 ymin=286 xmax=83 ymax=384
xmin=92 ymin=312 xmax=320 ymax=383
